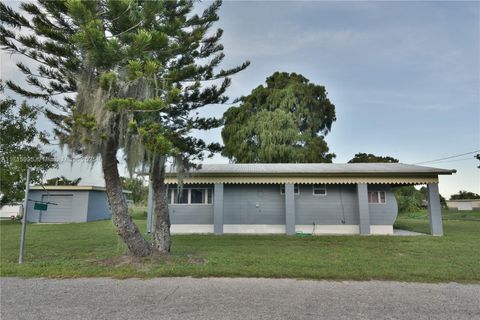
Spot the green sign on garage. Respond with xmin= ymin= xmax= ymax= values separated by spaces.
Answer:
xmin=33 ymin=202 xmax=48 ymax=211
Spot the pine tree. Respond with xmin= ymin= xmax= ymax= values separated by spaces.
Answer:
xmin=1 ymin=0 xmax=248 ymax=255
xmin=222 ymin=72 xmax=336 ymax=163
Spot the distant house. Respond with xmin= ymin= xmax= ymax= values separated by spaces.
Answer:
xmin=0 ymin=204 xmax=22 ymax=219
xmin=446 ymin=199 xmax=480 ymax=211
xmin=26 ymin=186 xmax=131 ymax=223
xmin=147 ymin=163 xmax=455 ymax=236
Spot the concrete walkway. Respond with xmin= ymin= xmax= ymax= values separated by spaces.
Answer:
xmin=1 ymin=278 xmax=479 ymax=320
xmin=393 ymin=229 xmax=426 ymax=236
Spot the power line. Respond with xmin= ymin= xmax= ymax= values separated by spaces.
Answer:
xmin=414 ymin=150 xmax=480 ymax=165
xmin=424 ymin=157 xmax=476 ymax=165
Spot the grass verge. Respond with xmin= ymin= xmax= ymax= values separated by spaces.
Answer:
xmin=0 ymin=209 xmax=478 ymax=282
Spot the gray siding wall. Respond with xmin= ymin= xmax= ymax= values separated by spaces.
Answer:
xmin=223 ymin=184 xmax=285 ymax=224
xmin=368 ymin=184 xmax=398 ymax=225
xmin=296 ymin=184 xmax=397 ymax=225
xmin=167 ymin=184 xmax=214 ymax=224
xmin=86 ymin=191 xmax=111 ymax=221
xmin=166 ymin=183 xmax=398 ymax=226
xmin=295 ymin=184 xmax=360 ymax=225
xmin=169 ymin=205 xmax=213 ymax=224
xmin=26 ymin=190 xmax=88 ymax=223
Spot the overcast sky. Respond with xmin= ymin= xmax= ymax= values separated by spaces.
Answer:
xmin=1 ymin=1 xmax=479 ymax=198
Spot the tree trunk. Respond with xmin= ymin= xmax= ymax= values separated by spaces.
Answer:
xmin=151 ymin=157 xmax=171 ymax=254
xmin=102 ymin=137 xmax=152 ymax=257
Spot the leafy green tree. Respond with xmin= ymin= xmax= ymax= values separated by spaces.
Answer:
xmin=0 ymin=86 xmax=56 ymax=206
xmin=222 ymin=72 xmax=336 ymax=163
xmin=1 ymin=0 xmax=248 ymax=255
xmin=393 ymin=186 xmax=424 ymax=213
xmin=450 ymin=190 xmax=480 ymax=200
xmin=120 ymin=176 xmax=147 ymax=205
xmin=348 ymin=153 xmax=399 ymax=163
xmin=46 ymin=176 xmax=81 ymax=186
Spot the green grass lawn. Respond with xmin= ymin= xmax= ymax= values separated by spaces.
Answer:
xmin=0 ymin=209 xmax=479 ymax=282
xmin=397 ymin=208 xmax=480 ymax=221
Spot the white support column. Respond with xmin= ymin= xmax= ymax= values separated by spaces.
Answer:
xmin=357 ymin=183 xmax=371 ymax=235
xmin=427 ymin=183 xmax=444 ymax=236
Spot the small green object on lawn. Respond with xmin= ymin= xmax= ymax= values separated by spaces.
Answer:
xmin=295 ymin=232 xmax=312 ymax=237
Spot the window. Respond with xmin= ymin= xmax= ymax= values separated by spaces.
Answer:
xmin=313 ymin=184 xmax=327 ymax=196
xmin=280 ymin=184 xmax=300 ymax=195
xmin=191 ymin=188 xmax=213 ymax=204
xmin=173 ymin=189 xmax=189 ymax=204
xmin=190 ymin=189 xmax=204 ymax=204
xmin=368 ymin=191 xmax=386 ymax=204
xmin=168 ymin=188 xmax=213 ymax=205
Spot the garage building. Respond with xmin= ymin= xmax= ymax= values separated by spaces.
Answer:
xmin=26 ymin=186 xmax=115 ymax=223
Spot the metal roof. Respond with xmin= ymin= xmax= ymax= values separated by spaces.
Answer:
xmin=168 ymin=163 xmax=456 ymax=176
xmin=29 ymin=186 xmax=132 ymax=193
xmin=30 ymin=185 xmax=106 ymax=191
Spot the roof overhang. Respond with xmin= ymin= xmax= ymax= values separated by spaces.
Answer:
xmin=29 ymin=186 xmax=132 ymax=193
xmin=30 ymin=185 xmax=107 ymax=191
xmin=165 ymin=173 xmax=441 ymax=185
xmin=164 ymin=163 xmax=455 ymax=185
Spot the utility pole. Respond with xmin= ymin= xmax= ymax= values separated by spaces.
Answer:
xmin=18 ymin=168 xmax=31 ymax=264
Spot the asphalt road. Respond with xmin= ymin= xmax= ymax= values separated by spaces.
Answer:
xmin=1 ymin=277 xmax=479 ymax=320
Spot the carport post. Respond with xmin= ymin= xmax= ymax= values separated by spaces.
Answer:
xmin=285 ymin=184 xmax=295 ymax=235
xmin=213 ymin=183 xmax=224 ymax=235
xmin=427 ymin=183 xmax=443 ymax=236
xmin=357 ymin=183 xmax=371 ymax=235
xmin=19 ymin=168 xmax=30 ymax=264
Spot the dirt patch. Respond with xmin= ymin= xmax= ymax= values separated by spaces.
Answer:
xmin=186 ymin=254 xmax=207 ymax=265
xmin=92 ymin=254 xmax=166 ymax=267
xmin=90 ymin=252 xmax=206 ymax=269
xmin=92 ymin=256 xmax=140 ymax=267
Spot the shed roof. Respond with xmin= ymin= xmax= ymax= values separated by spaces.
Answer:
xmin=164 ymin=163 xmax=455 ymax=185
xmin=29 ymin=186 xmax=132 ymax=193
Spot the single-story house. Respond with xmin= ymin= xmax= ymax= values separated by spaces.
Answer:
xmin=26 ymin=186 xmax=130 ymax=223
xmin=446 ymin=199 xmax=480 ymax=211
xmin=146 ymin=163 xmax=455 ymax=236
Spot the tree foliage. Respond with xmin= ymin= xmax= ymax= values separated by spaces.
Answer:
xmin=222 ymin=72 xmax=336 ymax=163
xmin=393 ymin=186 xmax=425 ymax=213
xmin=120 ymin=176 xmax=148 ymax=205
xmin=0 ymin=88 xmax=57 ymax=206
xmin=348 ymin=153 xmax=399 ymax=163
xmin=450 ymin=190 xmax=480 ymax=200
xmin=1 ymin=0 xmax=248 ymax=255
xmin=46 ymin=176 xmax=81 ymax=186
